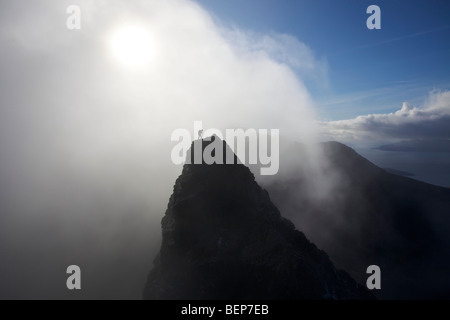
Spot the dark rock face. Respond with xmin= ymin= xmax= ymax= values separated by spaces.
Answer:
xmin=143 ymin=138 xmax=373 ymax=299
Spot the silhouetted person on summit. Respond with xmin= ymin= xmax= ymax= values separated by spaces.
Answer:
xmin=198 ymin=129 xmax=203 ymax=140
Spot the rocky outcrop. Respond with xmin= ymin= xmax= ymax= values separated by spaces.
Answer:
xmin=143 ymin=137 xmax=373 ymax=299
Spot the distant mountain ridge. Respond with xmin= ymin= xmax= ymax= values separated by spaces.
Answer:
xmin=382 ymin=168 xmax=415 ymax=177
xmin=265 ymin=141 xmax=450 ymax=299
xmin=377 ymin=139 xmax=450 ymax=153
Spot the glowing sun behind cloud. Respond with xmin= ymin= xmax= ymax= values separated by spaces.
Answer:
xmin=110 ymin=25 xmax=153 ymax=67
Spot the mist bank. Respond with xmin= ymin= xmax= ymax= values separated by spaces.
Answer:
xmin=0 ymin=0 xmax=321 ymax=299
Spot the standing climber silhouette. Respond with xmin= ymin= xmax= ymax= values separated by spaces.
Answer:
xmin=198 ymin=129 xmax=203 ymax=140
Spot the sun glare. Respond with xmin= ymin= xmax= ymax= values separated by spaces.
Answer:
xmin=110 ymin=26 xmax=153 ymax=67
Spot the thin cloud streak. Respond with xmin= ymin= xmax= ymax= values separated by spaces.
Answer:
xmin=330 ymin=25 xmax=450 ymax=57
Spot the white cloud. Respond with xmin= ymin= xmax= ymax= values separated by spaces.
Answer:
xmin=221 ymin=28 xmax=329 ymax=91
xmin=320 ymin=91 xmax=450 ymax=145
xmin=0 ymin=0 xmax=326 ymax=298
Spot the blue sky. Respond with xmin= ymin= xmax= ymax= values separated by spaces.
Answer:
xmin=195 ymin=0 xmax=450 ymax=120
xmin=193 ymin=0 xmax=450 ymax=186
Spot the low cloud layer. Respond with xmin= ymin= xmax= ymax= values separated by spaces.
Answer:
xmin=320 ymin=91 xmax=450 ymax=146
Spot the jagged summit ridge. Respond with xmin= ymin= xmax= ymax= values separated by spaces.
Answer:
xmin=144 ymin=137 xmax=373 ymax=299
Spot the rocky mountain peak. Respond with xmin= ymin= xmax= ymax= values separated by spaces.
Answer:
xmin=143 ymin=137 xmax=374 ymax=299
